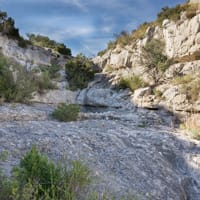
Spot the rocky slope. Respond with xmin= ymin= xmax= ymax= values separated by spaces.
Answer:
xmin=0 ymin=104 xmax=200 ymax=199
xmin=0 ymin=34 xmax=67 ymax=69
xmin=93 ymin=1 xmax=200 ymax=113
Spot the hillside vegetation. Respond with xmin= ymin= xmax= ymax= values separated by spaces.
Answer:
xmin=98 ymin=1 xmax=198 ymax=55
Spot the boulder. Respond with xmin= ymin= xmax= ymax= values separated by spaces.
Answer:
xmin=31 ymin=90 xmax=78 ymax=104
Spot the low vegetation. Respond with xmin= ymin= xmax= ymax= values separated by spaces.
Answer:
xmin=119 ymin=74 xmax=146 ymax=92
xmin=52 ymin=103 xmax=80 ymax=122
xmin=65 ymin=53 xmax=95 ymax=90
xmin=0 ymin=54 xmax=56 ymax=103
xmin=0 ymin=146 xmax=91 ymax=200
xmin=0 ymin=147 xmax=138 ymax=200
xmin=172 ymin=74 xmax=200 ymax=103
xmin=0 ymin=10 xmax=30 ymax=47
xmin=27 ymin=34 xmax=71 ymax=56
xmin=180 ymin=114 xmax=200 ymax=140
xmin=141 ymin=39 xmax=172 ymax=83
xmin=172 ymin=74 xmax=193 ymax=85
xmin=0 ymin=10 xmax=20 ymax=39
xmin=156 ymin=4 xmax=188 ymax=25
xmin=174 ymin=50 xmax=200 ymax=63
xmin=97 ymin=1 xmax=198 ymax=57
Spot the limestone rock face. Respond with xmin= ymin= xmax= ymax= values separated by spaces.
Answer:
xmin=76 ymin=73 xmax=132 ymax=108
xmin=0 ymin=34 xmax=66 ymax=69
xmin=93 ymin=10 xmax=200 ymax=113
xmin=94 ymin=13 xmax=200 ymax=69
xmin=162 ymin=14 xmax=200 ymax=58
xmin=31 ymin=90 xmax=78 ymax=104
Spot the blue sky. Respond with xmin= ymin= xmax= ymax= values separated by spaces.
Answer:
xmin=0 ymin=0 xmax=185 ymax=56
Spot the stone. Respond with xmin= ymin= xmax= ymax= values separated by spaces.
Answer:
xmin=162 ymin=86 xmax=179 ymax=102
xmin=0 ymin=103 xmax=199 ymax=199
xmin=0 ymin=34 xmax=67 ymax=70
xmin=31 ymin=89 xmax=78 ymax=104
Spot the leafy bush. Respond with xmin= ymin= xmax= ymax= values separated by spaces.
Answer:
xmin=0 ymin=147 xmax=138 ymax=200
xmin=172 ymin=74 xmax=193 ymax=85
xmin=0 ymin=54 xmax=56 ymax=102
xmin=34 ymin=71 xmax=56 ymax=94
xmin=119 ymin=75 xmax=145 ymax=92
xmin=52 ymin=103 xmax=80 ymax=122
xmin=141 ymin=39 xmax=172 ymax=83
xmin=0 ymin=169 xmax=12 ymax=200
xmin=131 ymin=22 xmax=152 ymax=41
xmin=65 ymin=54 xmax=95 ymax=90
xmin=27 ymin=34 xmax=71 ymax=56
xmin=0 ymin=56 xmax=35 ymax=102
xmin=156 ymin=4 xmax=188 ymax=24
xmin=0 ymin=11 xmax=20 ymax=39
xmin=114 ymin=31 xmax=132 ymax=47
xmin=1 ymin=146 xmax=91 ymax=200
xmin=44 ymin=65 xmax=61 ymax=80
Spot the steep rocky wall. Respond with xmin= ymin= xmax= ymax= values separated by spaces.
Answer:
xmin=0 ymin=34 xmax=66 ymax=69
xmin=94 ymin=13 xmax=200 ymax=69
xmin=93 ymin=11 xmax=200 ymax=113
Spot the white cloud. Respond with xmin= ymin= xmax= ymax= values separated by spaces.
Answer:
xmin=102 ymin=26 xmax=113 ymax=33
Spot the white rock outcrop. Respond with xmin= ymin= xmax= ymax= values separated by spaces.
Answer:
xmin=0 ymin=34 xmax=66 ymax=69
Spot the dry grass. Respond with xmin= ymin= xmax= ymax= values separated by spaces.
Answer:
xmin=174 ymin=50 xmax=200 ymax=63
xmin=118 ymin=75 xmax=146 ymax=92
xmin=172 ymin=74 xmax=200 ymax=103
xmin=172 ymin=74 xmax=193 ymax=85
xmin=181 ymin=114 xmax=200 ymax=140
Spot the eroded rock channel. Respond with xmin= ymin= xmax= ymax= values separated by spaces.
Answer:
xmin=0 ymin=103 xmax=200 ymax=200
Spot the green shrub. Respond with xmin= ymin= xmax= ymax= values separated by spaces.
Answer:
xmin=172 ymin=74 xmax=193 ymax=85
xmin=0 ymin=54 xmax=56 ymax=102
xmin=65 ymin=54 xmax=95 ymax=90
xmin=114 ymin=31 xmax=132 ymax=47
xmin=11 ymin=146 xmax=91 ymax=200
xmin=52 ymin=103 xmax=80 ymax=122
xmin=34 ymin=71 xmax=56 ymax=94
xmin=119 ymin=75 xmax=145 ymax=92
xmin=131 ymin=22 xmax=152 ymax=41
xmin=0 ymin=146 xmax=139 ymax=200
xmin=0 ymin=57 xmax=35 ymax=102
xmin=97 ymin=49 xmax=107 ymax=57
xmin=156 ymin=4 xmax=188 ymax=25
xmin=153 ymin=89 xmax=163 ymax=98
xmin=27 ymin=34 xmax=71 ymax=56
xmin=0 ymin=169 xmax=12 ymax=200
xmin=141 ymin=39 xmax=172 ymax=83
xmin=46 ymin=65 xmax=61 ymax=79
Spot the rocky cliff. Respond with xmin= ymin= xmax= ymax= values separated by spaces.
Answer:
xmin=0 ymin=34 xmax=67 ymax=69
xmin=93 ymin=3 xmax=200 ymax=114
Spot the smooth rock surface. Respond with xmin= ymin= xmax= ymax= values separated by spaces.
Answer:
xmin=0 ymin=104 xmax=200 ymax=200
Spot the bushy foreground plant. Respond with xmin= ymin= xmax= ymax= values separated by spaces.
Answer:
xmin=0 ymin=146 xmax=92 ymax=200
xmin=65 ymin=54 xmax=95 ymax=90
xmin=52 ymin=103 xmax=80 ymax=122
xmin=0 ymin=147 xmax=139 ymax=200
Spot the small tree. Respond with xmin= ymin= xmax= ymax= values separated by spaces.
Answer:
xmin=65 ymin=54 xmax=95 ymax=90
xmin=141 ymin=39 xmax=171 ymax=84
